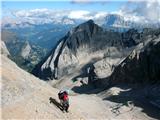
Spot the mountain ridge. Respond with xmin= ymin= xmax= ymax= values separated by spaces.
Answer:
xmin=32 ymin=20 xmax=145 ymax=80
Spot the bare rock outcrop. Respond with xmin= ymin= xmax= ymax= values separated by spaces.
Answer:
xmin=1 ymin=41 xmax=10 ymax=57
xmin=94 ymin=57 xmax=122 ymax=79
xmin=110 ymin=35 xmax=160 ymax=84
xmin=20 ymin=41 xmax=31 ymax=59
xmin=32 ymin=20 xmax=160 ymax=83
xmin=32 ymin=20 xmax=128 ymax=80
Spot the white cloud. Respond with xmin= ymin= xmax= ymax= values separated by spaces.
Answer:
xmin=68 ymin=10 xmax=108 ymax=20
xmin=12 ymin=8 xmax=53 ymax=18
xmin=68 ymin=10 xmax=92 ymax=19
xmin=3 ymin=2 xmax=160 ymax=27
xmin=139 ymin=0 xmax=160 ymax=21
xmin=119 ymin=0 xmax=160 ymax=22
xmin=94 ymin=12 xmax=108 ymax=19
xmin=9 ymin=9 xmax=108 ymax=25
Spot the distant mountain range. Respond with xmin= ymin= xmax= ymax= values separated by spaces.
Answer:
xmin=2 ymin=23 xmax=76 ymax=49
xmin=2 ymin=12 xmax=160 ymax=49
xmin=1 ymin=30 xmax=48 ymax=72
xmin=2 ymin=10 xmax=160 ymax=48
xmin=2 ymin=10 xmax=160 ymax=73
xmin=2 ymin=10 xmax=160 ymax=30
xmin=2 ymin=12 xmax=160 ymax=50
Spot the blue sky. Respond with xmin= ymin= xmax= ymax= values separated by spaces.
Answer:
xmin=2 ymin=1 xmax=126 ymax=12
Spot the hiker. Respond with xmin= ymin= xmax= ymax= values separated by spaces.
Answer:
xmin=58 ymin=90 xmax=69 ymax=112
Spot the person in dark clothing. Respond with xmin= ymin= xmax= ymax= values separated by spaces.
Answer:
xmin=58 ymin=90 xmax=69 ymax=112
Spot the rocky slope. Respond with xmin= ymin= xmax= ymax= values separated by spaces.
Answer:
xmin=1 ymin=54 xmax=160 ymax=119
xmin=1 ymin=41 xmax=10 ymax=57
xmin=1 ymin=54 xmax=109 ymax=119
xmin=33 ymin=20 xmax=144 ymax=80
xmin=110 ymin=34 xmax=160 ymax=85
xmin=88 ymin=29 xmax=160 ymax=89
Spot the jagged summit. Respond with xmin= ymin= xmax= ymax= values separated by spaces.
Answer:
xmin=68 ymin=19 xmax=102 ymax=36
xmin=65 ymin=20 xmax=103 ymax=54
xmin=32 ymin=20 xmax=121 ymax=80
xmin=86 ymin=19 xmax=94 ymax=23
xmin=32 ymin=19 xmax=160 ymax=81
xmin=77 ymin=19 xmax=94 ymax=26
xmin=78 ymin=19 xmax=95 ymax=28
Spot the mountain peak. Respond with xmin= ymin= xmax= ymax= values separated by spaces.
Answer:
xmin=71 ymin=19 xmax=102 ymax=35
xmin=86 ymin=19 xmax=94 ymax=24
xmin=32 ymin=20 xmax=104 ymax=79
xmin=80 ymin=19 xmax=95 ymax=27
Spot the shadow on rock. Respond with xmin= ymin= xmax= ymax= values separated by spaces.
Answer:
xmin=103 ymin=85 xmax=160 ymax=119
xmin=71 ymin=83 xmax=106 ymax=94
xmin=49 ymin=97 xmax=63 ymax=111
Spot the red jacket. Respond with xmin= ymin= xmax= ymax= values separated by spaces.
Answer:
xmin=63 ymin=94 xmax=68 ymax=101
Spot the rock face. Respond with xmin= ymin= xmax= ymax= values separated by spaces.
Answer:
xmin=33 ymin=20 xmax=141 ymax=80
xmin=84 ymin=29 xmax=160 ymax=88
xmin=20 ymin=41 xmax=31 ymax=59
xmin=1 ymin=41 xmax=10 ymax=57
xmin=93 ymin=57 xmax=122 ymax=79
xmin=33 ymin=19 xmax=159 ymax=82
xmin=110 ymin=35 xmax=160 ymax=84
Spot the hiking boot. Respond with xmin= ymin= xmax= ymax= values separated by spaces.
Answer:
xmin=66 ymin=110 xmax=69 ymax=113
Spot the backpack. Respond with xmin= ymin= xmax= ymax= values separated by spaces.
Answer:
xmin=63 ymin=93 xmax=68 ymax=101
xmin=58 ymin=92 xmax=64 ymax=100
